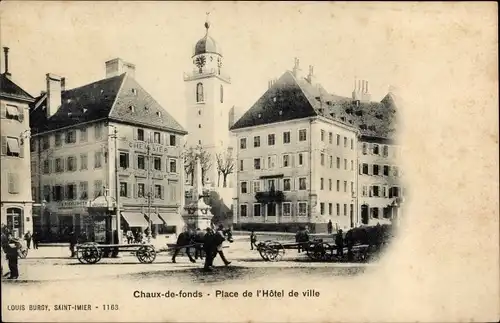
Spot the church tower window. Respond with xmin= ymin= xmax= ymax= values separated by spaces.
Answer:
xmin=196 ymin=83 xmax=204 ymax=103
xmin=220 ymin=85 xmax=224 ymax=103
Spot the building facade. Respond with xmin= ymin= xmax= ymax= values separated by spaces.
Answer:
xmin=183 ymin=18 xmax=234 ymax=188
xmin=231 ymin=59 xmax=404 ymax=232
xmin=30 ymin=59 xmax=187 ymax=242
xmin=0 ymin=47 xmax=35 ymax=239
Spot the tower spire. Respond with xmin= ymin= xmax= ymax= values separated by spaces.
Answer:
xmin=204 ymin=12 xmax=211 ymax=33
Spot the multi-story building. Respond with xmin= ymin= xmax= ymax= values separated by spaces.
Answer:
xmin=230 ymin=60 xmax=359 ymax=232
xmin=29 ymin=58 xmax=187 ymax=242
xmin=0 ymin=47 xmax=35 ymax=239
xmin=183 ymin=18 xmax=234 ymax=188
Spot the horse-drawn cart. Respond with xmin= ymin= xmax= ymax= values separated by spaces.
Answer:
xmin=76 ymin=242 xmax=157 ymax=264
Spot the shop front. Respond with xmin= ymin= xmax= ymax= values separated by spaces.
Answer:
xmin=87 ymin=195 xmax=118 ymax=244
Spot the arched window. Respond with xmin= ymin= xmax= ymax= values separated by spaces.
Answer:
xmin=196 ymin=83 xmax=204 ymax=103
xmin=220 ymin=85 xmax=224 ymax=103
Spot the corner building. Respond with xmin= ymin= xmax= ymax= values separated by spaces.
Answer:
xmin=30 ymin=59 xmax=187 ymax=242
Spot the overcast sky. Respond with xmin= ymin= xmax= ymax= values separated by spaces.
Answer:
xmin=1 ymin=2 xmax=495 ymax=129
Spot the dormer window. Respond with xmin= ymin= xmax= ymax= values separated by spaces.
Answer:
xmin=196 ymin=82 xmax=204 ymax=103
xmin=156 ymin=111 xmax=161 ymax=117
xmin=129 ymin=106 xmax=135 ymax=112
xmin=131 ymin=88 xmax=137 ymax=95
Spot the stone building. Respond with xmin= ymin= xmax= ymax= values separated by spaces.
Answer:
xmin=0 ymin=47 xmax=35 ymax=239
xmin=29 ymin=58 xmax=187 ymax=242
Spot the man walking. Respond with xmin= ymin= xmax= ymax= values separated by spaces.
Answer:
xmin=69 ymin=231 xmax=77 ymax=257
xmin=335 ymin=229 xmax=344 ymax=259
xmin=203 ymin=227 xmax=216 ymax=271
xmin=32 ymin=231 xmax=39 ymax=249
xmin=213 ymin=224 xmax=231 ymax=266
xmin=24 ymin=231 xmax=32 ymax=249
xmin=250 ymin=230 xmax=257 ymax=250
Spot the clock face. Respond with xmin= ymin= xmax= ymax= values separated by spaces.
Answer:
xmin=195 ymin=56 xmax=206 ymax=68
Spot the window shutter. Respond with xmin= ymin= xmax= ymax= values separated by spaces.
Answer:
xmin=367 ymin=164 xmax=372 ymax=176
xmin=160 ymin=185 xmax=164 ymax=199
xmin=1 ymin=136 xmax=6 ymax=155
xmin=149 ymin=131 xmax=154 ymax=143
xmin=369 ymin=186 xmax=373 ymax=197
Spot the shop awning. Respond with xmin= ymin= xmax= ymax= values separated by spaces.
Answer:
xmin=158 ymin=213 xmax=180 ymax=226
xmin=145 ymin=213 xmax=164 ymax=225
xmin=7 ymin=137 xmax=20 ymax=154
xmin=121 ymin=212 xmax=149 ymax=228
xmin=6 ymin=105 xmax=19 ymax=116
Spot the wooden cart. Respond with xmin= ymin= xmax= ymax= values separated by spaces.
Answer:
xmin=76 ymin=242 xmax=157 ymax=264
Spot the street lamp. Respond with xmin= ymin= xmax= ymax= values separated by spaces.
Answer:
xmin=107 ymin=125 xmax=121 ymax=244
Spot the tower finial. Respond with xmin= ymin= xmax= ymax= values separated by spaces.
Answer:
xmin=204 ymin=12 xmax=211 ymax=32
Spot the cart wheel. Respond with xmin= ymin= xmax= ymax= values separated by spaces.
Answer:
xmin=137 ymin=245 xmax=156 ymax=264
xmin=266 ymin=241 xmax=285 ymax=262
xmin=257 ymin=241 xmax=271 ymax=261
xmin=81 ymin=243 xmax=102 ymax=264
xmin=306 ymin=242 xmax=317 ymax=260
xmin=76 ymin=244 xmax=86 ymax=264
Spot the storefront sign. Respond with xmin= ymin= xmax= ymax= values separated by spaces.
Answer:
xmin=59 ymin=200 xmax=89 ymax=209
xmin=128 ymin=141 xmax=170 ymax=154
xmin=88 ymin=196 xmax=116 ymax=209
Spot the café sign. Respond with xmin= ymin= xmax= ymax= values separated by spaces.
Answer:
xmin=128 ymin=141 xmax=170 ymax=154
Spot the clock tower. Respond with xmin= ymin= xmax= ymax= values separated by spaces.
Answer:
xmin=184 ymin=15 xmax=232 ymax=188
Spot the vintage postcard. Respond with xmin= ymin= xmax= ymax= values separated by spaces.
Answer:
xmin=0 ymin=1 xmax=498 ymax=322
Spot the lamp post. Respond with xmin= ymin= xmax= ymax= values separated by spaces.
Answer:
xmin=146 ymin=140 xmax=152 ymax=238
xmin=108 ymin=125 xmax=121 ymax=244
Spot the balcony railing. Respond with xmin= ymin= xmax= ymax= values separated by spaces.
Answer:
xmin=255 ymin=189 xmax=285 ymax=204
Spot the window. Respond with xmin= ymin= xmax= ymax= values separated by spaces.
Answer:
xmin=389 ymin=186 xmax=400 ymax=198
xmin=344 ymin=181 xmax=347 ymax=192
xmin=267 ymin=179 xmax=276 ymax=190
xmin=30 ymin=138 xmax=36 ymax=152
xmin=155 ymin=185 xmax=162 ymax=199
xmin=253 ymin=204 xmax=261 ymax=217
xmin=373 ymin=164 xmax=380 ymax=175
xmin=344 ymin=158 xmax=347 ymax=170
xmin=198 ymin=124 xmax=202 ymax=128
xmin=240 ymin=138 xmax=247 ymax=149
xmin=137 ymin=129 xmax=145 ymax=141
xmin=298 ymin=153 xmax=304 ymax=166
xmin=80 ymin=153 xmax=88 ymax=170
xmin=283 ymin=178 xmax=291 ymax=191
xmin=320 ymin=130 xmax=325 ymax=142
xmin=351 ymin=139 xmax=354 ymax=149
xmin=299 ymin=177 xmax=307 ymax=190
xmin=329 ymin=155 xmax=333 ymax=168
xmin=153 ymin=157 xmax=162 ymax=171
xmin=94 ymin=180 xmax=103 ymax=198
xmin=299 ymin=129 xmax=307 ymax=141
xmin=383 ymin=165 xmax=390 ymax=176
xmin=329 ymin=132 xmax=333 ymax=144
xmin=253 ymin=181 xmax=261 ymax=193
xmin=196 ymin=83 xmax=204 ymax=102
xmin=67 ymin=156 xmax=77 ymax=171
xmin=55 ymin=158 xmax=64 ymax=172
xmin=137 ymin=155 xmax=145 ymax=170
xmin=7 ymin=173 xmax=19 ymax=194
xmin=362 ymin=143 xmax=367 ymax=155
xmin=169 ymin=159 xmax=177 ymax=173
xmin=240 ymin=182 xmax=248 ymax=194
xmin=336 ymin=134 xmax=340 ymax=146
xmin=169 ymin=135 xmax=176 ymax=146
xmin=240 ymin=204 xmax=248 ymax=217
xmin=80 ymin=127 xmax=87 ymax=142
xmin=298 ymin=202 xmax=307 ymax=216
xmin=320 ymin=153 xmax=325 ymax=166
xmin=43 ymin=160 xmax=50 ymax=174
xmin=43 ymin=185 xmax=51 ymax=201
xmin=383 ymin=145 xmax=389 ymax=157
xmin=79 ymin=182 xmax=88 ymax=199
xmin=66 ymin=184 xmax=76 ymax=200
xmin=254 ymin=158 xmax=261 ymax=170
xmin=351 ymin=182 xmax=354 ymax=194
xmin=329 ymin=179 xmax=332 ymax=191
xmin=95 ymin=124 xmax=103 ymax=140
xmin=119 ymin=152 xmax=129 ymax=168
xmin=282 ymin=154 xmax=290 ymax=167
xmin=283 ymin=131 xmax=291 ymax=144
xmin=94 ymin=151 xmax=102 ymax=168
xmin=382 ymin=186 xmax=387 ymax=197
xmin=42 ymin=136 xmax=50 ymax=150
xmin=336 ymin=157 xmax=340 ymax=169
xmin=55 ymin=132 xmax=62 ymax=147
xmin=383 ymin=207 xmax=391 ymax=219
xmin=138 ymin=183 xmax=145 ymax=198
xmin=239 ymin=160 xmax=244 ymax=171
xmin=350 ymin=204 xmax=354 ymax=218
xmin=362 ymin=163 xmax=369 ymax=174
xmin=120 ymin=182 xmax=128 ymax=197
xmin=153 ymin=132 xmax=161 ymax=144
xmin=336 ymin=180 xmax=340 ymax=192
xmin=371 ymin=208 xmax=379 ymax=219
xmin=362 ymin=186 xmax=367 ymax=196
xmin=65 ymin=130 xmax=76 ymax=144
xmin=4 ymin=137 xmax=21 ymax=157
xmin=373 ymin=144 xmax=379 ymax=155
xmin=267 ymin=155 xmax=276 ymax=169
xmin=268 ymin=134 xmax=275 ymax=146
xmin=344 ymin=204 xmax=347 ymax=216
xmin=372 ymin=186 xmax=380 ymax=197
xmin=253 ymin=136 xmax=260 ymax=147
xmin=220 ymin=85 xmax=224 ymax=103
xmin=329 ymin=203 xmax=333 ymax=215
xmin=320 ymin=178 xmax=324 ymax=190
xmin=31 ymin=161 xmax=37 ymax=174
xmin=343 ymin=136 xmax=347 ymax=147
xmin=351 ymin=160 xmax=354 ymax=171
xmin=320 ymin=202 xmax=325 ymax=215
xmin=54 ymin=185 xmax=63 ymax=201
xmin=283 ymin=203 xmax=291 ymax=216
xmin=5 ymin=104 xmax=21 ymax=121
xmin=336 ymin=203 xmax=340 ymax=216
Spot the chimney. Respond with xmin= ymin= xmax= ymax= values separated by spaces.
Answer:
xmin=292 ymin=57 xmax=303 ymax=79
xmin=307 ymin=65 xmax=315 ymax=84
xmin=105 ymin=58 xmax=136 ymax=78
xmin=352 ymin=77 xmax=361 ymax=101
xmin=46 ymin=73 xmax=62 ymax=118
xmin=61 ymin=77 xmax=66 ymax=92
xmin=3 ymin=47 xmax=11 ymax=80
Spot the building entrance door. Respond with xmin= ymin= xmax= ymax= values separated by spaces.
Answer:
xmin=361 ymin=205 xmax=369 ymax=225
xmin=6 ymin=208 xmax=22 ymax=239
xmin=267 ymin=203 xmax=276 ymax=217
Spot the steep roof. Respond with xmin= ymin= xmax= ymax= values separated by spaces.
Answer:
xmin=231 ymin=70 xmax=398 ymax=139
xmin=0 ymin=73 xmax=34 ymax=102
xmin=30 ymin=73 xmax=186 ymax=135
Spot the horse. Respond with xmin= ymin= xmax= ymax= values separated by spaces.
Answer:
xmin=344 ymin=224 xmax=394 ymax=261
xmin=171 ymin=227 xmax=234 ymax=263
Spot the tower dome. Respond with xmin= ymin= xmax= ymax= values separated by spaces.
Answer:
xmin=192 ymin=18 xmax=222 ymax=57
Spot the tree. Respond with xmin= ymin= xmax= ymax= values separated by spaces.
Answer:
xmin=183 ymin=145 xmax=212 ymax=186
xmin=216 ymin=148 xmax=234 ymax=188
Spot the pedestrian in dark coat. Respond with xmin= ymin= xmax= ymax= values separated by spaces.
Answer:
xmin=24 ymin=231 xmax=32 ymax=249
xmin=327 ymin=220 xmax=333 ymax=234
xmin=194 ymin=228 xmax=205 ymax=260
xmin=32 ymin=231 xmax=39 ymax=249
xmin=335 ymin=229 xmax=344 ymax=258
xmin=203 ymin=228 xmax=216 ymax=271
xmin=69 ymin=231 xmax=77 ymax=257
xmin=250 ymin=231 xmax=257 ymax=250
xmin=5 ymin=235 xmax=21 ymax=279
xmin=212 ymin=225 xmax=231 ymax=266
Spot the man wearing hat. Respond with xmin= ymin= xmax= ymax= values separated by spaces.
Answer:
xmin=213 ymin=224 xmax=231 ymax=266
xmin=203 ymin=227 xmax=216 ymax=271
